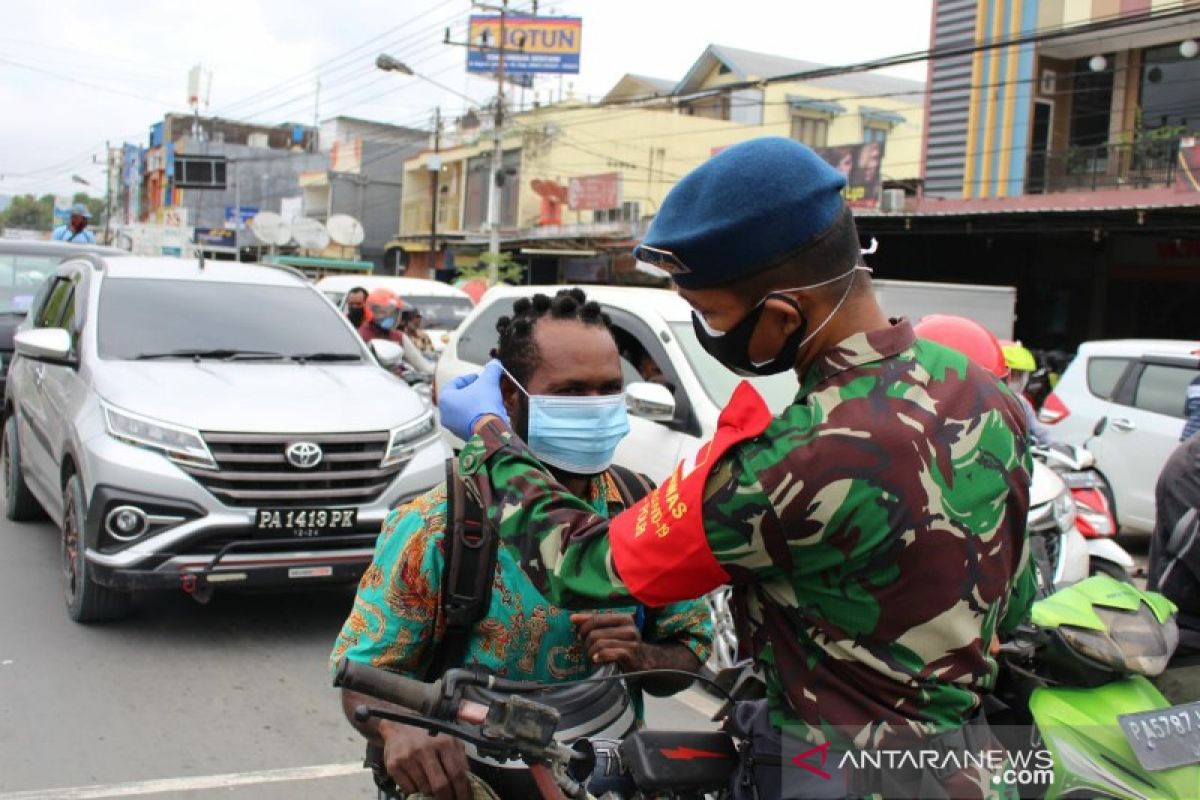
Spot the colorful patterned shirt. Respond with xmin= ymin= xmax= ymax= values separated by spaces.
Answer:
xmin=330 ymin=471 xmax=712 ymax=704
xmin=457 ymin=321 xmax=1036 ymax=745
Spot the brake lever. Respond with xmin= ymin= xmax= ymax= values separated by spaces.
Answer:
xmin=355 ymin=706 xmax=527 ymax=762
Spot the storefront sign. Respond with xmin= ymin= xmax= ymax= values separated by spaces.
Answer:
xmin=467 ymin=16 xmax=582 ymax=75
xmin=568 ymin=173 xmax=620 ymax=211
xmin=194 ymin=227 xmax=237 ymax=248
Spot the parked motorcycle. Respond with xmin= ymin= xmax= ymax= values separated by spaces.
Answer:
xmin=990 ymin=528 xmax=1200 ymax=798
xmin=1034 ymin=417 xmax=1134 ymax=581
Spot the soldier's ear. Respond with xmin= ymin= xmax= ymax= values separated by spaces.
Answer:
xmin=761 ymin=295 xmax=805 ymax=337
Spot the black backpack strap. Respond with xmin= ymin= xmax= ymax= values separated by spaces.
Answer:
xmin=607 ymin=463 xmax=654 ymax=506
xmin=425 ymin=458 xmax=498 ymax=679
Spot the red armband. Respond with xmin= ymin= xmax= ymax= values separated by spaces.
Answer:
xmin=611 ymin=382 xmax=774 ymax=606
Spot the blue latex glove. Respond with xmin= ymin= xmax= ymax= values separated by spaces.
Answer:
xmin=438 ymin=359 xmax=510 ymax=440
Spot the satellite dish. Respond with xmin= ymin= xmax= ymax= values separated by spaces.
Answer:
xmin=249 ymin=211 xmax=292 ymax=246
xmin=292 ymin=217 xmax=331 ymax=250
xmin=327 ymin=214 xmax=365 ymax=246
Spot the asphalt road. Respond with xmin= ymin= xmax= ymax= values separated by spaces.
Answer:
xmin=0 ymin=515 xmax=713 ymax=799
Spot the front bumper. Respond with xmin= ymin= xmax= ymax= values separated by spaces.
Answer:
xmin=78 ymin=427 xmax=447 ymax=590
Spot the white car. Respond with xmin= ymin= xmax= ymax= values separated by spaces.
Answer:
xmin=435 ymin=285 xmax=802 ymax=482
xmin=1039 ymin=339 xmax=1200 ymax=534
xmin=315 ymin=275 xmax=474 ymax=353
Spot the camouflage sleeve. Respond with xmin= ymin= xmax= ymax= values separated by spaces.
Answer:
xmin=459 ymin=422 xmax=629 ymax=606
xmin=999 ymin=559 xmax=1038 ymax=635
xmin=647 ymin=598 xmax=714 ymax=666
xmin=329 ymin=499 xmax=445 ymax=678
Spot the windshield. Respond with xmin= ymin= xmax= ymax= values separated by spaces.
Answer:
xmin=407 ymin=296 xmax=473 ymax=330
xmin=0 ymin=254 xmax=59 ymax=314
xmin=669 ymin=322 xmax=801 ymax=412
xmin=98 ymin=278 xmax=365 ymax=361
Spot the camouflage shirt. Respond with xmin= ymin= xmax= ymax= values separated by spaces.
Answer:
xmin=459 ymin=320 xmax=1035 ymax=745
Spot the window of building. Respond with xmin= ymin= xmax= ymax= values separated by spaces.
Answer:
xmin=864 ymin=126 xmax=888 ymax=145
xmin=173 ymin=156 xmax=227 ymax=189
xmin=1068 ymin=56 xmax=1114 ymax=171
xmin=1140 ymin=42 xmax=1200 ymax=136
xmin=791 ymin=116 xmax=829 ymax=148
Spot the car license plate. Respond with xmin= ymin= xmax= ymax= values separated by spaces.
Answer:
xmin=254 ymin=508 xmax=357 ymax=537
xmin=1119 ymin=702 xmax=1200 ymax=771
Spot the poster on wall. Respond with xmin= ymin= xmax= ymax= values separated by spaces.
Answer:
xmin=814 ymin=142 xmax=885 ymax=208
xmin=567 ymin=173 xmax=620 ymax=211
xmin=1177 ymin=138 xmax=1200 ymax=193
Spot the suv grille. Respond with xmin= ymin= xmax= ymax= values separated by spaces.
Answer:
xmin=183 ymin=431 xmax=401 ymax=508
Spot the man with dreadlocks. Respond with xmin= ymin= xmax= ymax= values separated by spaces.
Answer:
xmin=332 ymin=288 xmax=712 ymax=800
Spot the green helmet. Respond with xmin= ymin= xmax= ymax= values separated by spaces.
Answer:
xmin=1001 ymin=341 xmax=1037 ymax=373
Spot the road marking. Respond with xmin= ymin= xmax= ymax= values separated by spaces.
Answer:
xmin=675 ymin=686 xmax=723 ymax=719
xmin=0 ymin=762 xmax=364 ymax=799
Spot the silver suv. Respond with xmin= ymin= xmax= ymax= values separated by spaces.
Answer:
xmin=3 ymin=254 xmax=448 ymax=622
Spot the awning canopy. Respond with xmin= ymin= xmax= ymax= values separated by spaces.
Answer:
xmin=786 ymin=95 xmax=846 ymax=116
xmin=263 ymin=255 xmax=373 ymax=272
xmin=859 ymin=106 xmax=906 ymax=126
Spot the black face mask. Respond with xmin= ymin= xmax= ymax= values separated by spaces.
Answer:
xmin=346 ymin=307 xmax=365 ymax=327
xmin=691 ymin=294 xmax=808 ymax=377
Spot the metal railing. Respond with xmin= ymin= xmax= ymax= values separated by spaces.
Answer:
xmin=1026 ymin=138 xmax=1180 ymax=194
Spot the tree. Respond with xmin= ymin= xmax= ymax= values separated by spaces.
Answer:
xmin=456 ymin=251 xmax=525 ymax=285
xmin=72 ymin=192 xmax=104 ymax=220
xmin=0 ymin=194 xmax=53 ymax=231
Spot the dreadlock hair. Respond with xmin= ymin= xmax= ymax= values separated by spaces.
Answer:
xmin=491 ymin=288 xmax=614 ymax=387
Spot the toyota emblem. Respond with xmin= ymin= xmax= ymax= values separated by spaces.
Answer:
xmin=285 ymin=441 xmax=323 ymax=469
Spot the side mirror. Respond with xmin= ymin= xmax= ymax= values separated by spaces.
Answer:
xmin=14 ymin=328 xmax=74 ymax=366
xmin=369 ymin=339 xmax=404 ymax=368
xmin=1093 ymin=417 xmax=1109 ymax=437
xmin=625 ymin=381 xmax=676 ymax=422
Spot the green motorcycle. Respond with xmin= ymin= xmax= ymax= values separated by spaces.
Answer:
xmin=993 ymin=568 xmax=1200 ymax=798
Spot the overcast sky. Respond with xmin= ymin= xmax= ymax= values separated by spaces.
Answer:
xmin=0 ymin=0 xmax=932 ymax=197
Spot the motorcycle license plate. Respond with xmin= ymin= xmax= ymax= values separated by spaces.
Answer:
xmin=1119 ymin=702 xmax=1200 ymax=771
xmin=254 ymin=508 xmax=357 ymax=537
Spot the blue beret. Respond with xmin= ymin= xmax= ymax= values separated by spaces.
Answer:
xmin=634 ymin=137 xmax=847 ymax=289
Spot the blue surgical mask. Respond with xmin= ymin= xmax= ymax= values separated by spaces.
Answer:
xmin=377 ymin=316 xmax=396 ymax=331
xmin=502 ymin=367 xmax=630 ymax=475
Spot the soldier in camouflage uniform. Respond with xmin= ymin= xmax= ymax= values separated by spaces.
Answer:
xmin=440 ymin=138 xmax=1036 ymax=798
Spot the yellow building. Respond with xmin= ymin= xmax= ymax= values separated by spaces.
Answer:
xmin=394 ymin=44 xmax=925 ymax=281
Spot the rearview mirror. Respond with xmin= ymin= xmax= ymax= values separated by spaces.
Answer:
xmin=14 ymin=328 xmax=74 ymax=366
xmin=369 ymin=339 xmax=404 ymax=368
xmin=625 ymin=381 xmax=676 ymax=422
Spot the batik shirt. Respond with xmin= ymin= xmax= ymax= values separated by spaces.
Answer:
xmin=457 ymin=321 xmax=1036 ymax=746
xmin=330 ymin=471 xmax=712 ymax=702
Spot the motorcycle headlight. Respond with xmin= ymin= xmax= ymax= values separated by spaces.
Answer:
xmin=1053 ymin=488 xmax=1077 ymax=533
xmin=103 ymin=404 xmax=216 ymax=470
xmin=382 ymin=412 xmax=439 ymax=467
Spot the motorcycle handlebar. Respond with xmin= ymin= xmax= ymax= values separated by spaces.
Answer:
xmin=334 ymin=658 xmax=442 ymax=717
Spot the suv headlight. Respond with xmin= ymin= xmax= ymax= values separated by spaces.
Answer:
xmin=382 ymin=411 xmax=439 ymax=467
xmin=1052 ymin=488 xmax=1077 ymax=533
xmin=103 ymin=404 xmax=217 ymax=470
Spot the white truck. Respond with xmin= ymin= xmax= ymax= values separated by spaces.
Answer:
xmin=873 ymin=279 xmax=1016 ymax=340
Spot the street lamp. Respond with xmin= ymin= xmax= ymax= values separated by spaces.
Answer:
xmin=374 ymin=54 xmax=414 ymax=75
xmin=71 ymin=174 xmax=91 ymax=187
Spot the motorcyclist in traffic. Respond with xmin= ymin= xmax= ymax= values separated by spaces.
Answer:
xmin=359 ymin=288 xmax=434 ymax=376
xmin=1001 ymin=341 xmax=1055 ymax=446
xmin=333 ymin=288 xmax=712 ymax=800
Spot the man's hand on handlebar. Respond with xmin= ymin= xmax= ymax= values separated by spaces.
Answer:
xmin=379 ymin=719 xmax=473 ymax=800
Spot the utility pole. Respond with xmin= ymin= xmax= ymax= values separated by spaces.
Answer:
xmin=312 ymin=79 xmax=321 ymax=153
xmin=104 ymin=140 xmax=112 ymax=244
xmin=429 ymin=107 xmax=442 ymax=275
xmin=485 ymin=0 xmax=509 ymax=284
